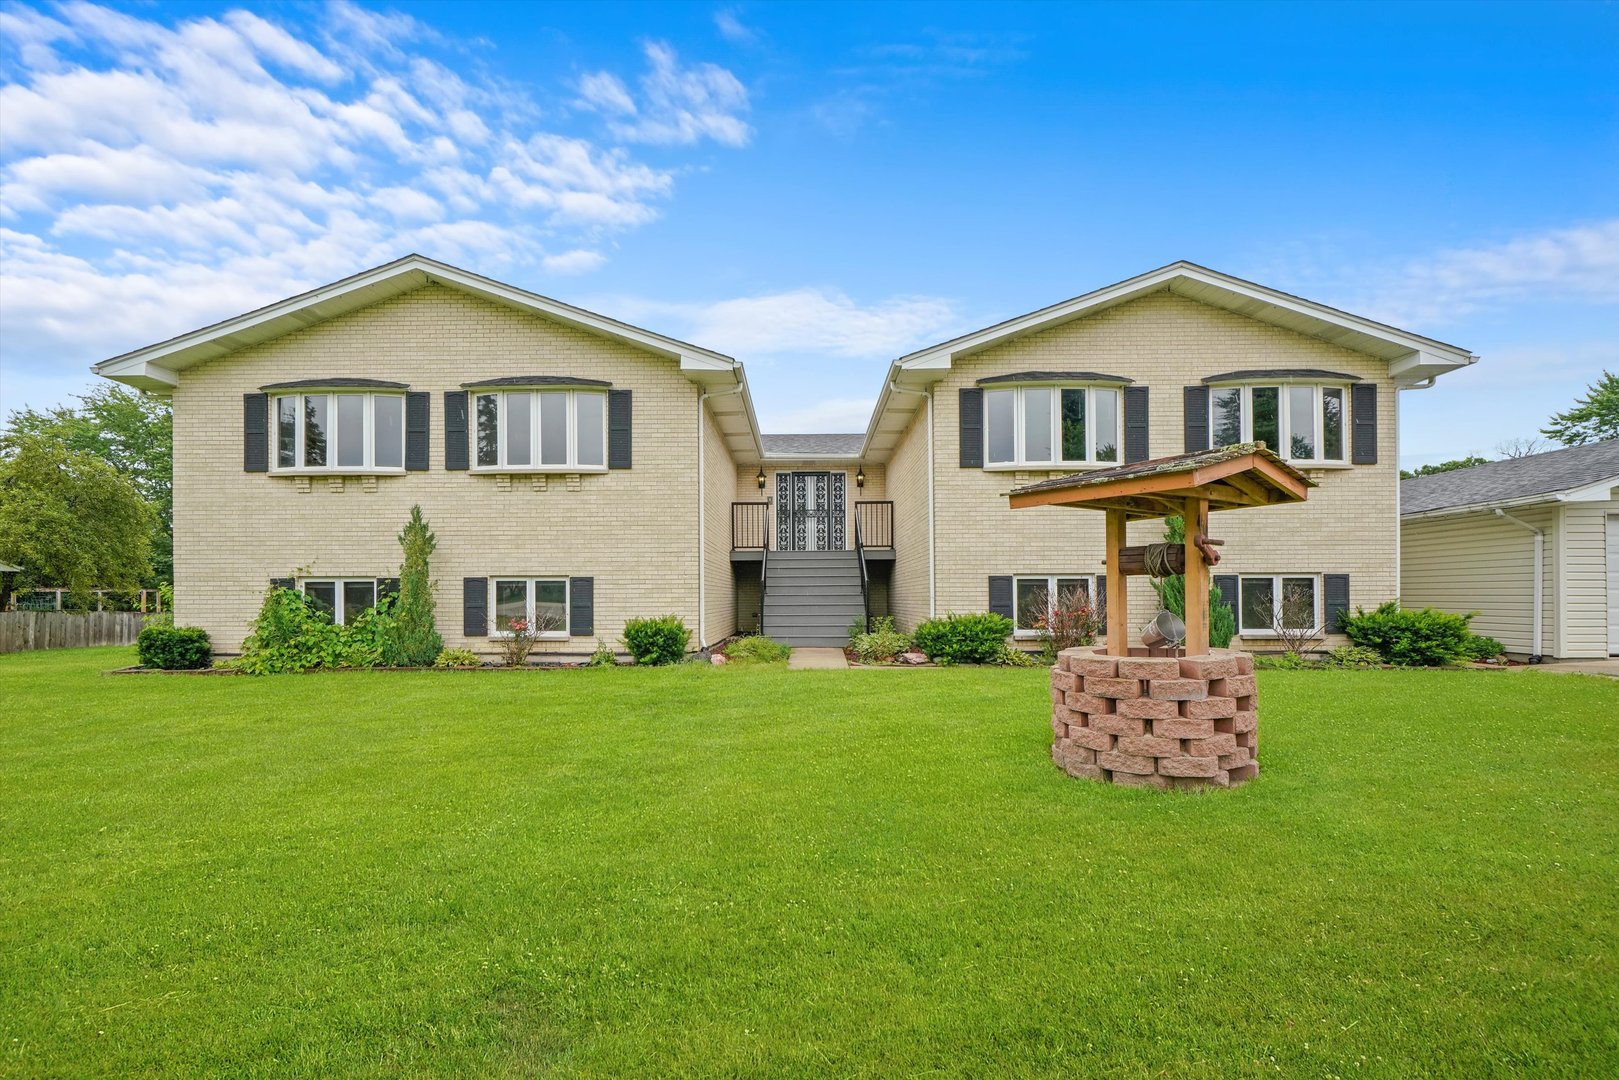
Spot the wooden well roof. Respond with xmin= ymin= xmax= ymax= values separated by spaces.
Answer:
xmin=1007 ymin=442 xmax=1314 ymax=520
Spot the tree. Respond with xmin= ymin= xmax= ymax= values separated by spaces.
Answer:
xmin=0 ymin=434 xmax=156 ymax=607
xmin=1495 ymin=437 xmax=1548 ymax=459
xmin=1401 ymin=455 xmax=1489 ymax=480
xmin=1150 ymin=516 xmax=1236 ymax=649
xmin=391 ymin=505 xmax=443 ymax=665
xmin=4 ymin=386 xmax=173 ymax=581
xmin=1542 ymin=371 xmax=1619 ymax=446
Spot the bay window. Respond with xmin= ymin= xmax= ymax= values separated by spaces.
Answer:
xmin=1237 ymin=575 xmax=1319 ymax=636
xmin=1209 ymin=383 xmax=1346 ymax=464
xmin=474 ymin=390 xmax=607 ymax=470
xmin=273 ymin=392 xmax=404 ymax=471
xmin=1015 ymin=575 xmax=1096 ymax=635
xmin=985 ymin=385 xmax=1121 ymax=467
xmin=492 ymin=578 xmax=570 ymax=636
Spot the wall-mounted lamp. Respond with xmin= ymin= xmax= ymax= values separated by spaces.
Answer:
xmin=855 ymin=467 xmax=866 ymax=490
xmin=756 ymin=467 xmax=767 ymax=491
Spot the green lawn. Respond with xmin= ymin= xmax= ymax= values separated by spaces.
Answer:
xmin=2 ymin=649 xmax=1616 ymax=1078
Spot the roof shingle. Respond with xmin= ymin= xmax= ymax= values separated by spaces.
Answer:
xmin=1400 ymin=439 xmax=1619 ymax=515
xmin=760 ymin=433 xmax=864 ymax=456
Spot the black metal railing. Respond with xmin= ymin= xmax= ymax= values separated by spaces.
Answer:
xmin=732 ymin=500 xmax=772 ymax=550
xmin=853 ymin=500 xmax=893 ymax=548
xmin=854 ymin=504 xmax=871 ymax=634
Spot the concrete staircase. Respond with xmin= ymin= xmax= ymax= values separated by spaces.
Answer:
xmin=762 ymin=550 xmax=865 ymax=648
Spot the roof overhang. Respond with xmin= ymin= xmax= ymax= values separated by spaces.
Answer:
xmin=93 ymin=253 xmax=740 ymax=395
xmin=860 ymin=261 xmax=1477 ymax=461
xmin=1401 ymin=473 xmax=1619 ymax=521
xmin=1008 ymin=443 xmax=1314 ymax=521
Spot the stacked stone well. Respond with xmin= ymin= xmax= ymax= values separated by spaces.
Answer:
xmin=1049 ymin=645 xmax=1259 ymax=791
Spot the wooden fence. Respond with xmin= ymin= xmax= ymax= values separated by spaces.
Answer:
xmin=0 ymin=611 xmax=145 ymax=654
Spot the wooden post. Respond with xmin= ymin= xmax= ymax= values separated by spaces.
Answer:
xmin=1183 ymin=496 xmax=1210 ymax=656
xmin=1105 ymin=509 xmax=1128 ymax=656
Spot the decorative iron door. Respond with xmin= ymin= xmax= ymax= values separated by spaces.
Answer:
xmin=775 ymin=472 xmax=847 ymax=551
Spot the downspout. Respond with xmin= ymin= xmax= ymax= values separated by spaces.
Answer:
xmin=698 ymin=383 xmax=744 ymax=650
xmin=888 ymin=380 xmax=936 ymax=617
xmin=1495 ymin=508 xmax=1544 ymax=663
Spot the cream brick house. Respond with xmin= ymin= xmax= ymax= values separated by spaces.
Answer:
xmin=94 ymin=256 xmax=1474 ymax=655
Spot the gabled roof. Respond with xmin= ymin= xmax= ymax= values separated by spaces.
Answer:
xmin=1008 ymin=443 xmax=1314 ymax=520
xmin=1401 ymin=439 xmax=1619 ymax=517
xmin=93 ymin=254 xmax=766 ymax=461
xmin=862 ymin=260 xmax=1477 ymax=461
xmin=760 ymin=433 xmax=865 ymax=456
xmin=94 ymin=254 xmax=737 ymax=391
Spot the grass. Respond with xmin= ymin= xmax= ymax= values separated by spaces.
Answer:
xmin=2 ymin=648 xmax=1616 ymax=1078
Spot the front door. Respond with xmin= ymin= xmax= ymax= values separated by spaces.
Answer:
xmin=776 ymin=472 xmax=847 ymax=551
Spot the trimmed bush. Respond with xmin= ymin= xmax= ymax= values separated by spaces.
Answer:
xmin=912 ymin=612 xmax=1014 ymax=665
xmin=136 ymin=625 xmax=212 ymax=670
xmin=1461 ymin=633 xmax=1507 ymax=661
xmin=622 ymin=615 xmax=690 ymax=666
xmin=724 ymin=635 xmax=791 ymax=664
xmin=851 ymin=617 xmax=911 ymax=665
xmin=432 ymin=648 xmax=481 ymax=669
xmin=1342 ymin=601 xmax=1474 ymax=667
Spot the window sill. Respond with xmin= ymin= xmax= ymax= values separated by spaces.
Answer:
xmin=470 ymin=466 xmax=608 ymax=475
xmin=491 ymin=633 xmax=572 ymax=640
xmin=270 ymin=468 xmax=407 ymax=477
xmin=1237 ymin=630 xmax=1323 ymax=639
xmin=1289 ymin=462 xmax=1353 ymax=471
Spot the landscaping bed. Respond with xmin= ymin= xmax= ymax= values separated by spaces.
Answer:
xmin=3 ymin=645 xmax=1615 ymax=1076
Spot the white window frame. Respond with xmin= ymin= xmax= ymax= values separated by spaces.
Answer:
xmin=471 ymin=389 xmax=608 ymax=473
xmin=1207 ymin=383 xmax=1349 ymax=466
xmin=1236 ymin=574 xmax=1322 ymax=637
xmin=272 ymin=392 xmax=406 ymax=475
xmin=1012 ymin=574 xmax=1098 ymax=638
xmin=300 ymin=578 xmax=379 ymax=627
xmin=489 ymin=577 xmax=571 ymax=639
xmin=984 ymin=384 xmax=1123 ymax=469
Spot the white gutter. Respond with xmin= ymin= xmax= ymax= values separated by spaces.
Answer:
xmin=887 ymin=380 xmax=936 ymax=617
xmin=698 ymin=383 xmax=744 ymax=649
xmin=1494 ymin=508 xmax=1545 ymax=663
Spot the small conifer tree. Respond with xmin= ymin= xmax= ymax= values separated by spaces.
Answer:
xmin=392 ymin=505 xmax=443 ymax=665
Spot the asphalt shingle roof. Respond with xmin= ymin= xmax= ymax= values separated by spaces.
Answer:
xmin=760 ymin=433 xmax=865 ymax=456
xmin=1400 ymin=439 xmax=1619 ymax=515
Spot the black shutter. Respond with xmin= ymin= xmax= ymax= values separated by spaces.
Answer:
xmin=462 ymin=577 xmax=487 ymax=637
xmin=959 ymin=388 xmax=984 ymax=468
xmin=1184 ymin=385 xmax=1210 ymax=453
xmin=569 ymin=577 xmax=594 ymax=636
xmin=988 ymin=575 xmax=1013 ymax=619
xmin=376 ymin=577 xmax=401 ymax=603
xmin=405 ymin=392 xmax=430 ymax=471
xmin=1123 ymin=386 xmax=1150 ymax=463
xmin=1213 ymin=574 xmax=1239 ymax=629
xmin=1323 ymin=574 xmax=1350 ymax=632
xmin=244 ymin=393 xmax=269 ymax=473
xmin=270 ymin=577 xmax=294 ymax=592
xmin=444 ymin=391 xmax=469 ymax=471
xmin=608 ymin=390 xmax=632 ymax=469
xmin=1351 ymin=384 xmax=1378 ymax=464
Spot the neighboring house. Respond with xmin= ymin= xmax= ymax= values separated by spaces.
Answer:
xmin=94 ymin=255 xmax=1474 ymax=655
xmin=1401 ymin=440 xmax=1619 ymax=660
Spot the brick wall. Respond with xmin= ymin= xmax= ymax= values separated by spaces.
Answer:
xmin=172 ymin=283 xmax=721 ymax=655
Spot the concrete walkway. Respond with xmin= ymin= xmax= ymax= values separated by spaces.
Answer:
xmin=1526 ymin=658 xmax=1619 ymax=678
xmin=787 ymin=647 xmax=849 ymax=670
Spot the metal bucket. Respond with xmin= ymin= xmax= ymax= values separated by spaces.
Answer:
xmin=1140 ymin=609 xmax=1186 ymax=649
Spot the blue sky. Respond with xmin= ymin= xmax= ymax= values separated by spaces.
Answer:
xmin=1 ymin=0 xmax=1614 ymax=467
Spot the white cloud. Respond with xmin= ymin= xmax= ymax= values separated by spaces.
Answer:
xmin=0 ymin=2 xmax=752 ymax=410
xmin=613 ymin=287 xmax=962 ymax=358
xmin=578 ymin=41 xmax=751 ymax=147
xmin=713 ymin=9 xmax=759 ymax=46
xmin=764 ymin=397 xmax=876 ymax=433
xmin=1371 ymin=219 xmax=1619 ymax=325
